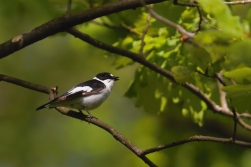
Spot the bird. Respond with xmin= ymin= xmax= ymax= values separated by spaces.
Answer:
xmin=36 ymin=72 xmax=119 ymax=118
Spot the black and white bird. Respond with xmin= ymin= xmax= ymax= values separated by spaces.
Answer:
xmin=36 ymin=72 xmax=119 ymax=118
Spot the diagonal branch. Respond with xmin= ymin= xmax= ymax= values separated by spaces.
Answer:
xmin=0 ymin=0 xmax=165 ymax=59
xmin=55 ymin=107 xmax=157 ymax=167
xmin=141 ymin=0 xmax=195 ymax=38
xmin=67 ymin=27 xmax=251 ymax=131
xmin=0 ymin=74 xmax=157 ymax=167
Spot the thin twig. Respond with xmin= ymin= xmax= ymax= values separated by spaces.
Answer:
xmin=197 ymin=71 xmax=239 ymax=140
xmin=225 ymin=0 xmax=251 ymax=5
xmin=239 ymin=113 xmax=251 ymax=119
xmin=230 ymin=107 xmax=238 ymax=141
xmin=121 ymin=22 xmax=141 ymax=35
xmin=140 ymin=0 xmax=195 ymax=38
xmin=216 ymin=73 xmax=238 ymax=141
xmin=173 ymin=0 xmax=197 ymax=7
xmin=91 ymin=20 xmax=128 ymax=32
xmin=214 ymin=73 xmax=227 ymax=86
xmin=194 ymin=6 xmax=203 ymax=33
xmin=142 ymin=135 xmax=251 ymax=155
xmin=196 ymin=70 xmax=226 ymax=86
xmin=217 ymin=76 xmax=229 ymax=111
xmin=173 ymin=0 xmax=251 ymax=7
xmin=66 ymin=0 xmax=72 ymax=15
xmin=88 ymin=0 xmax=94 ymax=8
xmin=140 ymin=4 xmax=152 ymax=56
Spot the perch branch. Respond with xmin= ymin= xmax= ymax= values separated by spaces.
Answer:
xmin=49 ymin=87 xmax=158 ymax=167
xmin=0 ymin=75 xmax=157 ymax=167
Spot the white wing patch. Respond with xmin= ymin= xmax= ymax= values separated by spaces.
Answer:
xmin=68 ymin=86 xmax=93 ymax=95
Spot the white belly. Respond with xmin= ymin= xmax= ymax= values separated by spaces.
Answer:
xmin=79 ymin=92 xmax=109 ymax=110
xmin=50 ymin=88 xmax=111 ymax=111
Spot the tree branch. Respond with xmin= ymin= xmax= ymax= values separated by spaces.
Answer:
xmin=0 ymin=73 xmax=49 ymax=94
xmin=173 ymin=0 xmax=251 ymax=7
xmin=225 ymin=0 xmax=251 ymax=5
xmin=56 ymin=108 xmax=157 ymax=167
xmin=142 ymin=135 xmax=251 ymax=155
xmin=48 ymin=87 xmax=158 ymax=167
xmin=1 ymin=74 xmax=251 ymax=166
xmin=0 ymin=0 xmax=165 ymax=59
xmin=0 ymin=74 xmax=157 ymax=167
xmin=67 ymin=28 xmax=251 ymax=131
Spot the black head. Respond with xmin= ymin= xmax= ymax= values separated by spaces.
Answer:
xmin=95 ymin=72 xmax=119 ymax=81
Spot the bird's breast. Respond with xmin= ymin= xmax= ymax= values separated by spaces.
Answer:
xmin=81 ymin=88 xmax=111 ymax=110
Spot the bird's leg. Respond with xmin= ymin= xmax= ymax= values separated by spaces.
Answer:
xmin=78 ymin=109 xmax=84 ymax=114
xmin=78 ymin=109 xmax=96 ymax=124
xmin=85 ymin=109 xmax=97 ymax=120
xmin=80 ymin=109 xmax=97 ymax=124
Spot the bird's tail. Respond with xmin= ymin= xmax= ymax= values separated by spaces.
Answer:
xmin=36 ymin=102 xmax=50 ymax=111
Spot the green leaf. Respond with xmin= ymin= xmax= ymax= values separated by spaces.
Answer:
xmin=195 ymin=30 xmax=233 ymax=46
xmin=222 ymin=84 xmax=251 ymax=112
xmin=158 ymin=27 xmax=168 ymax=37
xmin=182 ymin=44 xmax=212 ymax=71
xmin=222 ymin=84 xmax=251 ymax=98
xmin=223 ymin=67 xmax=251 ymax=84
xmin=198 ymin=0 xmax=245 ymax=38
xmin=113 ymin=57 xmax=134 ymax=69
xmin=223 ymin=40 xmax=251 ymax=70
xmin=171 ymin=65 xmax=193 ymax=83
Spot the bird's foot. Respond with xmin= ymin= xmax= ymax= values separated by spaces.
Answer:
xmin=87 ymin=115 xmax=98 ymax=124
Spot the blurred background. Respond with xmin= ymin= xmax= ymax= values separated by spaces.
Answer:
xmin=1 ymin=0 xmax=251 ymax=167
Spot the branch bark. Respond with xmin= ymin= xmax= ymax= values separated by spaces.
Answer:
xmin=142 ymin=135 xmax=251 ymax=155
xmin=0 ymin=0 xmax=164 ymax=59
xmin=0 ymin=73 xmax=49 ymax=94
xmin=56 ymin=108 xmax=157 ymax=167
xmin=173 ymin=0 xmax=251 ymax=7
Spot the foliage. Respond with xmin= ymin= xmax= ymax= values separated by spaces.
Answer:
xmin=1 ymin=0 xmax=251 ymax=167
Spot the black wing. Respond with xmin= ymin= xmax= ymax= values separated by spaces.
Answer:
xmin=36 ymin=79 xmax=106 ymax=111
